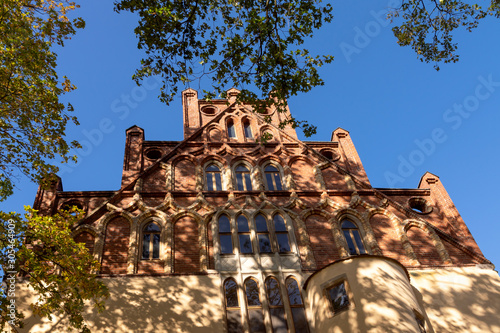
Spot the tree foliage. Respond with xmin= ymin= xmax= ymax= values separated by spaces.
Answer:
xmin=0 ymin=0 xmax=84 ymax=201
xmin=115 ymin=0 xmax=334 ymax=137
xmin=0 ymin=208 xmax=109 ymax=333
xmin=116 ymin=0 xmax=499 ymax=134
xmin=390 ymin=0 xmax=500 ymax=70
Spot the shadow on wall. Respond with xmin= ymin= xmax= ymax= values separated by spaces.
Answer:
xmin=18 ymin=275 xmax=225 ymax=333
xmin=410 ymin=266 xmax=500 ymax=333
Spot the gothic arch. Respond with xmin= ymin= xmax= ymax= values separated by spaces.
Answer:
xmin=404 ymin=219 xmax=451 ymax=265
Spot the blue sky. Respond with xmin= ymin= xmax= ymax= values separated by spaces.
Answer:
xmin=1 ymin=1 xmax=499 ymax=269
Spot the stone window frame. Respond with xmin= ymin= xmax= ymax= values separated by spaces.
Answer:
xmin=232 ymin=161 xmax=254 ymax=192
xmin=203 ymin=160 xmax=226 ymax=191
xmin=262 ymin=161 xmax=285 ymax=191
xmin=140 ymin=220 xmax=162 ymax=261
xmin=285 ymin=275 xmax=310 ymax=332
xmin=221 ymin=274 xmax=308 ymax=333
xmin=218 ymin=214 xmax=234 ymax=255
xmin=227 ymin=118 xmax=237 ymax=139
xmin=321 ymin=274 xmax=354 ymax=317
xmin=335 ymin=213 xmax=371 ymax=257
xmin=213 ymin=210 xmax=299 ymax=258
xmin=341 ymin=219 xmax=367 ymax=256
xmin=241 ymin=117 xmax=254 ymax=140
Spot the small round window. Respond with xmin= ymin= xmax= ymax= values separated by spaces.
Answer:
xmin=201 ymin=106 xmax=218 ymax=115
xmin=320 ymin=149 xmax=340 ymax=161
xmin=408 ymin=198 xmax=432 ymax=214
xmin=146 ymin=149 xmax=162 ymax=160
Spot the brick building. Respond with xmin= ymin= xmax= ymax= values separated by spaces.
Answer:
xmin=25 ymin=88 xmax=500 ymax=332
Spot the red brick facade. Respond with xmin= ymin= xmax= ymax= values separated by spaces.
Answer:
xmin=34 ymin=88 xmax=490 ymax=276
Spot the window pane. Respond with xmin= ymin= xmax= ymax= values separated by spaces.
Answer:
xmin=244 ymin=122 xmax=253 ymax=138
xmin=206 ymin=173 xmax=214 ymax=191
xmin=152 ymin=234 xmax=160 ymax=259
xmin=286 ymin=279 xmax=303 ymax=305
xmin=244 ymin=173 xmax=252 ymax=191
xmin=206 ymin=164 xmax=220 ymax=172
xmin=245 ymin=279 xmax=261 ymax=306
xmin=219 ymin=216 xmax=231 ymax=233
xmin=273 ymin=215 xmax=286 ymax=231
xmin=266 ymin=278 xmax=283 ymax=306
xmin=352 ymin=230 xmax=366 ymax=254
xmin=291 ymin=308 xmax=310 ymax=333
xmin=255 ymin=215 xmax=268 ymax=232
xmin=258 ymin=234 xmax=272 ymax=253
xmin=214 ymin=172 xmax=222 ymax=191
xmin=328 ymin=282 xmax=349 ymax=311
xmin=342 ymin=220 xmax=357 ymax=229
xmin=265 ymin=165 xmax=278 ymax=172
xmin=270 ymin=308 xmax=287 ymax=333
xmin=239 ymin=235 xmax=253 ymax=253
xmin=277 ymin=234 xmax=291 ymax=252
xmin=273 ymin=173 xmax=283 ymax=190
xmin=236 ymin=173 xmax=244 ymax=191
xmin=142 ymin=234 xmax=150 ymax=259
xmin=236 ymin=165 xmax=249 ymax=172
xmin=343 ymin=230 xmax=357 ymax=255
xmin=221 ymin=235 xmax=233 ymax=254
xmin=266 ymin=173 xmax=275 ymax=191
xmin=248 ymin=309 xmax=266 ymax=333
xmin=144 ymin=223 xmax=160 ymax=232
xmin=227 ymin=310 xmax=243 ymax=333
xmin=224 ymin=279 xmax=239 ymax=307
xmin=237 ymin=215 xmax=250 ymax=232
xmin=228 ymin=123 xmax=236 ymax=138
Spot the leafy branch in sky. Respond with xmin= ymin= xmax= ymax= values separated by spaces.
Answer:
xmin=115 ymin=0 xmax=334 ymax=137
xmin=389 ymin=0 xmax=499 ymax=70
xmin=116 ymin=0 xmax=499 ymax=133
xmin=0 ymin=0 xmax=84 ymax=201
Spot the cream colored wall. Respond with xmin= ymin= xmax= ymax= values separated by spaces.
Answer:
xmin=304 ymin=256 xmax=425 ymax=333
xmin=17 ymin=275 xmax=225 ymax=333
xmin=410 ymin=266 xmax=500 ymax=333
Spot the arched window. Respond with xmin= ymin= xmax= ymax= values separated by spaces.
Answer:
xmin=206 ymin=164 xmax=222 ymax=191
xmin=264 ymin=165 xmax=283 ymax=191
xmin=266 ymin=277 xmax=288 ymax=333
xmin=245 ymin=278 xmax=265 ymax=333
xmin=219 ymin=215 xmax=233 ymax=254
xmin=273 ymin=215 xmax=291 ymax=253
xmin=243 ymin=120 xmax=253 ymax=138
xmin=255 ymin=214 xmax=272 ymax=253
xmin=237 ymin=215 xmax=253 ymax=254
xmin=235 ymin=165 xmax=252 ymax=191
xmin=142 ymin=222 xmax=161 ymax=260
xmin=224 ymin=278 xmax=243 ymax=333
xmin=341 ymin=220 xmax=366 ymax=255
xmin=286 ymin=277 xmax=309 ymax=333
xmin=227 ymin=119 xmax=236 ymax=138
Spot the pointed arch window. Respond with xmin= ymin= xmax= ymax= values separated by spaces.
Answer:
xmin=256 ymin=214 xmax=272 ymax=253
xmin=266 ymin=277 xmax=288 ymax=333
xmin=243 ymin=120 xmax=253 ymax=138
xmin=264 ymin=165 xmax=283 ymax=191
xmin=237 ymin=215 xmax=253 ymax=254
xmin=206 ymin=164 xmax=222 ymax=191
xmin=235 ymin=165 xmax=252 ymax=191
xmin=286 ymin=277 xmax=309 ymax=333
xmin=341 ymin=220 xmax=366 ymax=255
xmin=245 ymin=278 xmax=265 ymax=333
xmin=219 ymin=215 xmax=233 ymax=254
xmin=273 ymin=215 xmax=291 ymax=253
xmin=224 ymin=278 xmax=243 ymax=333
xmin=227 ymin=119 xmax=236 ymax=138
xmin=142 ymin=222 xmax=161 ymax=260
